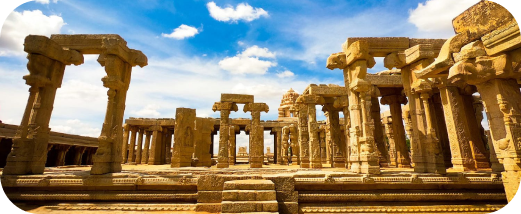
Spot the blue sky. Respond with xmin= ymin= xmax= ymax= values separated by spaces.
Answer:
xmin=0 ymin=0 xmax=485 ymax=150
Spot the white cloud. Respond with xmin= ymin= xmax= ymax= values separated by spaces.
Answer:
xmin=50 ymin=119 xmax=101 ymax=137
xmin=219 ymin=45 xmax=277 ymax=75
xmin=133 ymin=104 xmax=161 ymax=117
xmin=35 ymin=0 xmax=59 ymax=4
xmin=276 ymin=70 xmax=294 ymax=78
xmin=408 ymin=0 xmax=480 ymax=37
xmin=207 ymin=1 xmax=268 ymax=22
xmin=0 ymin=10 xmax=65 ymax=56
xmin=162 ymin=24 xmax=200 ymax=40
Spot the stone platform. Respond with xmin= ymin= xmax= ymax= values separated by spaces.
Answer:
xmin=1 ymin=164 xmax=508 ymax=214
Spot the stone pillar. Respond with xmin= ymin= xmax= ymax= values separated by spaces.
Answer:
xmin=281 ymin=126 xmax=290 ymax=165
xmin=319 ymin=125 xmax=327 ymax=164
xmin=122 ymin=124 xmax=129 ymax=163
xmin=371 ymin=94 xmax=389 ymax=167
xmin=143 ymin=130 xmax=152 ymax=164
xmin=271 ymin=127 xmax=282 ymax=164
xmin=244 ymin=103 xmax=269 ymax=168
xmin=148 ymin=125 xmax=163 ymax=165
xmin=212 ymin=102 xmax=238 ymax=168
xmin=194 ymin=118 xmax=214 ymax=167
xmin=73 ymin=147 xmax=87 ymax=165
xmin=382 ymin=113 xmax=396 ymax=166
xmin=228 ymin=125 xmax=237 ymax=165
xmin=3 ymin=36 xmax=83 ymax=175
xmin=476 ymin=97 xmax=503 ymax=172
xmin=294 ymin=104 xmax=308 ymax=167
xmin=419 ymin=91 xmax=446 ymax=173
xmin=431 ymin=93 xmax=453 ymax=168
xmin=135 ymin=128 xmax=144 ymax=164
xmin=91 ymin=46 xmax=147 ymax=174
xmin=171 ymin=108 xmax=196 ymax=167
xmin=55 ymin=145 xmax=71 ymax=166
xmin=128 ymin=126 xmax=137 ymax=164
xmin=163 ymin=130 xmax=172 ymax=164
xmin=289 ymin=124 xmax=299 ymax=165
xmin=381 ymin=94 xmax=411 ymax=168
xmin=323 ymin=104 xmax=345 ymax=168
xmin=334 ymin=96 xmax=351 ymax=169
xmin=439 ymin=83 xmax=488 ymax=171
xmin=308 ymin=102 xmax=322 ymax=168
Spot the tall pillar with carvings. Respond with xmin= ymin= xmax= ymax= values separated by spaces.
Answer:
xmin=244 ymin=103 xmax=269 ymax=168
xmin=381 ymin=94 xmax=411 ymax=168
xmin=171 ymin=108 xmax=196 ymax=167
xmin=212 ymin=101 xmax=238 ymax=168
xmin=3 ymin=36 xmax=83 ymax=175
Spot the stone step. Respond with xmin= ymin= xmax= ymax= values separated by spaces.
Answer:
xmin=223 ymin=190 xmax=276 ymax=201
xmin=223 ymin=179 xmax=275 ymax=190
xmin=221 ymin=200 xmax=279 ymax=213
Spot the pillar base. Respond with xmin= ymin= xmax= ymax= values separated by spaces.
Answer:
xmin=310 ymin=161 xmax=322 ymax=169
xmin=216 ymin=162 xmax=229 ymax=168
xmin=90 ymin=162 xmax=122 ymax=175
xmin=3 ymin=161 xmax=44 ymax=175
xmin=332 ymin=157 xmax=346 ymax=168
xmin=502 ymin=171 xmax=521 ymax=202
xmin=249 ymin=163 xmax=262 ymax=168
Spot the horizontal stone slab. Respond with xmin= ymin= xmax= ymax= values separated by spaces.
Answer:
xmin=221 ymin=200 xmax=278 ymax=213
xmin=223 ymin=180 xmax=275 ymax=190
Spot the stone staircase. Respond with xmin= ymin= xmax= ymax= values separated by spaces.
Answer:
xmin=221 ymin=180 xmax=279 ymax=214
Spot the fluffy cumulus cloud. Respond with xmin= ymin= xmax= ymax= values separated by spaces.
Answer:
xmin=219 ymin=45 xmax=277 ymax=75
xmin=35 ymin=0 xmax=59 ymax=4
xmin=408 ymin=0 xmax=480 ymax=37
xmin=276 ymin=70 xmax=294 ymax=78
xmin=0 ymin=10 xmax=65 ymax=56
xmin=162 ymin=24 xmax=200 ymax=40
xmin=207 ymin=1 xmax=268 ymax=22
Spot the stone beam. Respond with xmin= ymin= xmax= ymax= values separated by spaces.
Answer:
xmin=304 ymin=84 xmax=348 ymax=97
xmin=365 ymin=74 xmax=403 ymax=88
xmin=346 ymin=37 xmax=409 ymax=57
xmin=221 ymin=94 xmax=254 ymax=104
xmin=24 ymin=35 xmax=84 ymax=66
xmin=50 ymin=34 xmax=148 ymax=67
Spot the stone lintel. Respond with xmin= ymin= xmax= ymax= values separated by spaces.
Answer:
xmin=366 ymin=74 xmax=403 ymax=88
xmin=482 ymin=22 xmax=521 ymax=56
xmin=220 ymin=94 xmax=254 ymax=104
xmin=346 ymin=37 xmax=409 ymax=57
xmin=333 ymin=96 xmax=349 ymax=109
xmin=24 ymin=35 xmax=84 ymax=66
xmin=243 ymin=103 xmax=269 ymax=113
xmin=453 ymin=0 xmax=515 ymax=43
xmin=405 ymin=44 xmax=435 ymax=65
xmin=125 ymin=118 xmax=176 ymax=126
xmin=296 ymin=94 xmax=325 ymax=105
xmin=409 ymin=39 xmax=446 ymax=53
xmin=305 ymin=84 xmax=348 ymax=97
xmin=342 ymin=40 xmax=376 ymax=68
xmin=50 ymin=34 xmax=148 ymax=67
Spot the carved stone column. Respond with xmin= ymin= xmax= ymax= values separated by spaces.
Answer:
xmin=171 ymin=108 xmax=196 ymax=167
xmin=334 ymin=96 xmax=351 ymax=169
xmin=55 ymin=145 xmax=71 ymax=166
xmin=165 ymin=129 xmax=173 ymax=164
xmin=271 ymin=127 xmax=282 ymax=164
xmin=122 ymin=124 xmax=129 ymax=163
xmin=194 ymin=118 xmax=214 ymax=167
xmin=128 ymin=126 xmax=137 ymax=164
xmin=294 ymin=104 xmax=308 ymax=167
xmin=476 ymin=97 xmax=504 ymax=172
xmin=3 ymin=36 xmax=83 ymax=175
xmin=212 ymin=102 xmax=238 ymax=168
xmin=382 ymin=113 xmax=397 ymax=167
xmin=73 ymin=147 xmax=87 ymax=165
xmin=323 ymin=104 xmax=345 ymax=168
xmin=135 ymin=128 xmax=144 ymax=164
xmin=371 ymin=93 xmax=389 ymax=167
xmin=228 ymin=125 xmax=238 ymax=165
xmin=281 ymin=126 xmax=290 ymax=165
xmin=148 ymin=125 xmax=163 ymax=165
xmin=381 ymin=94 xmax=411 ymax=168
xmin=143 ymin=130 xmax=152 ymax=164
xmin=91 ymin=46 xmax=148 ymax=175
xmin=244 ymin=103 xmax=269 ymax=168
xmin=319 ymin=125 xmax=327 ymax=164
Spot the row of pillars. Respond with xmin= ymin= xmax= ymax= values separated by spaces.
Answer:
xmin=121 ymin=125 xmax=173 ymax=165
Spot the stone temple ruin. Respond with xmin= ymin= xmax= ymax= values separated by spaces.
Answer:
xmin=1 ymin=1 xmax=521 ymax=213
